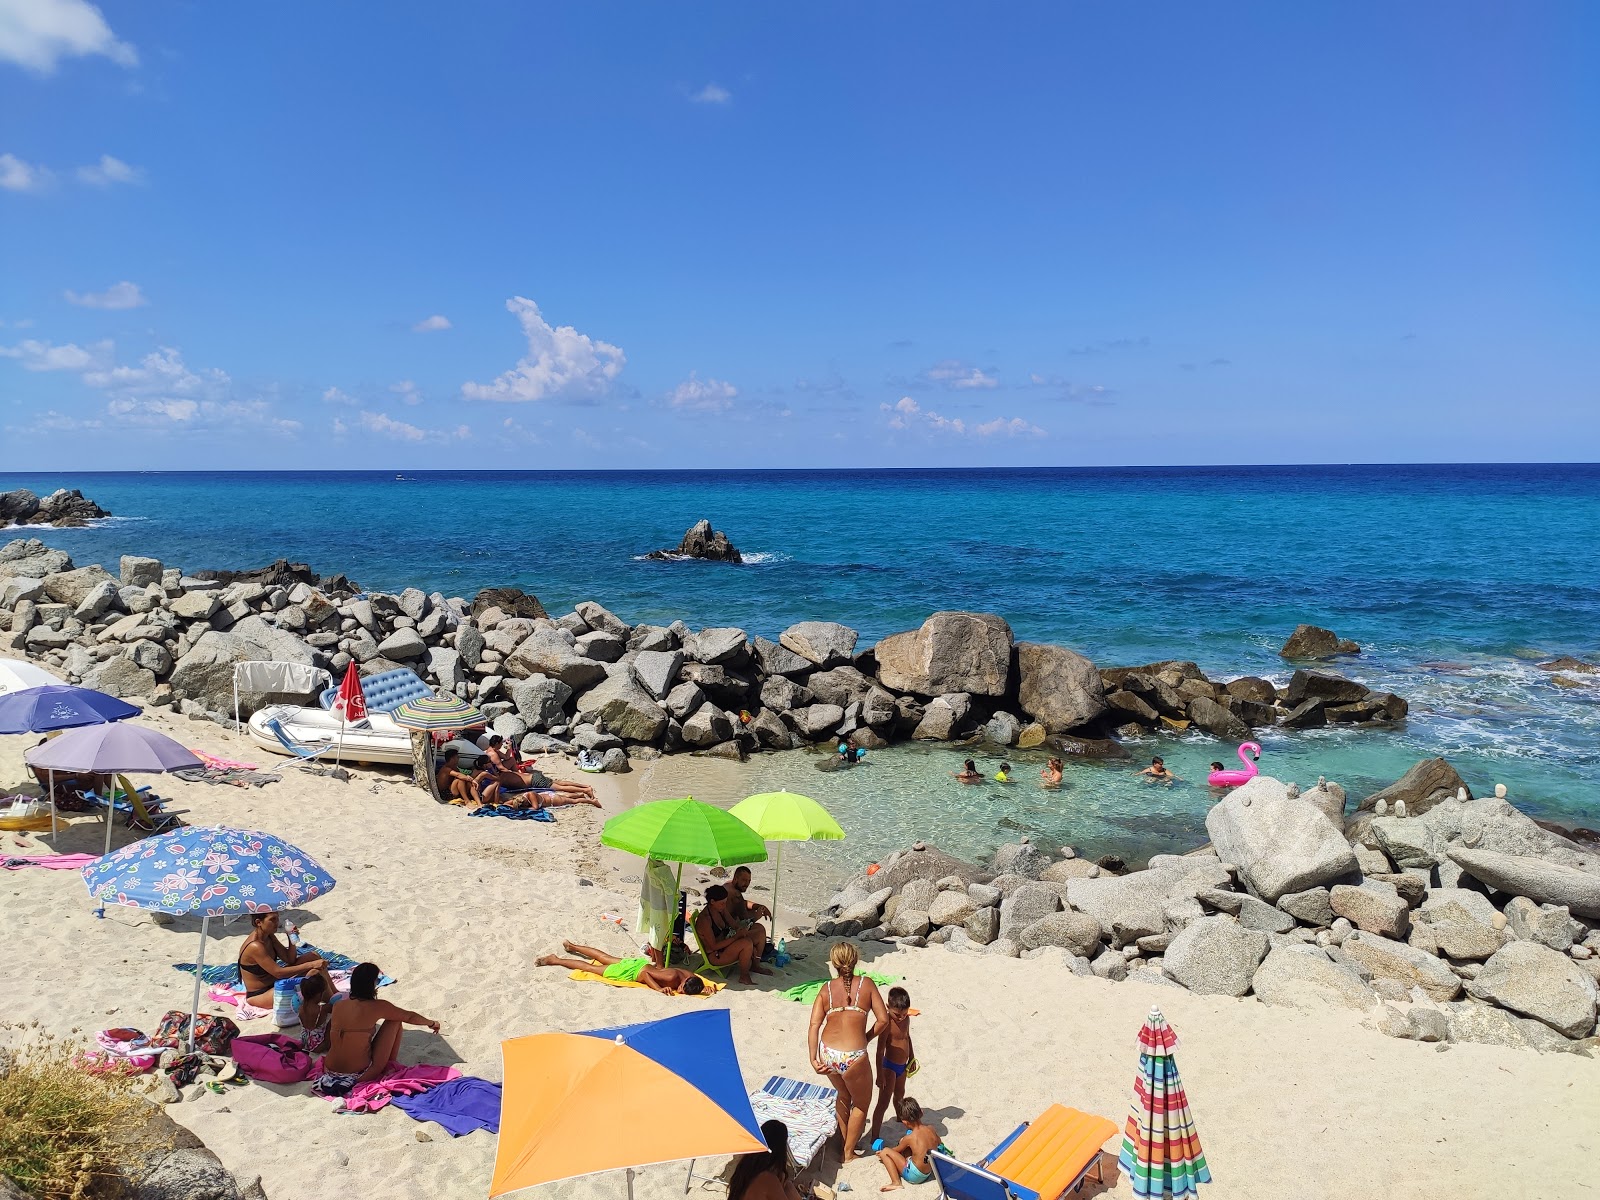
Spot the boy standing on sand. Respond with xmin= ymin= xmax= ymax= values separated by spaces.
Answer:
xmin=869 ymin=987 xmax=916 ymax=1144
xmin=876 ymin=1097 xmax=940 ymax=1190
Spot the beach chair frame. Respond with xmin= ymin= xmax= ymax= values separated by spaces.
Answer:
xmin=932 ymin=1111 xmax=1109 ymax=1200
xmin=686 ymin=909 xmax=731 ymax=980
xmin=262 ymin=717 xmax=335 ymax=770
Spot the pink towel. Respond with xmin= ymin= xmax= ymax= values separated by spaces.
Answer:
xmin=1 ymin=853 xmax=98 ymax=871
xmin=338 ymin=1062 xmax=461 ymax=1113
xmin=195 ymin=750 xmax=259 ymax=770
xmin=208 ymin=984 xmax=272 ymax=1020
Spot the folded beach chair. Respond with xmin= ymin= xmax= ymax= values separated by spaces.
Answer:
xmin=261 ymin=717 xmax=335 ymax=770
xmin=83 ymin=777 xmax=186 ymax=834
xmin=930 ymin=1104 xmax=1118 ymax=1200
xmin=686 ymin=909 xmax=730 ymax=980
xmin=684 ymin=1075 xmax=839 ymax=1191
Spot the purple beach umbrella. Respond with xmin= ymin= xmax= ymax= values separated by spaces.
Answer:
xmin=0 ymin=683 xmax=141 ymax=734
xmin=26 ymin=722 xmax=203 ymax=854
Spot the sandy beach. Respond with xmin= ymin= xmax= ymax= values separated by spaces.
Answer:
xmin=1 ymin=696 xmax=1594 ymax=1200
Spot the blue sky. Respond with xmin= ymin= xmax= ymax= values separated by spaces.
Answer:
xmin=2 ymin=2 xmax=1596 ymax=469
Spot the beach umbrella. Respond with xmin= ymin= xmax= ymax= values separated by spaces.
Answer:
xmin=1118 ymin=1006 xmax=1211 ymax=1198
xmin=329 ymin=663 xmax=368 ymax=768
xmin=391 ymin=694 xmax=484 ymax=797
xmin=728 ymin=790 xmax=844 ymax=935
xmin=0 ymin=683 xmax=141 ymax=733
xmin=0 ymin=658 xmax=64 ymax=696
xmin=81 ymin=826 xmax=336 ymax=1051
xmin=603 ymin=798 xmax=768 ymax=957
xmin=491 ymin=1009 xmax=765 ymax=1199
xmin=27 ymin=721 xmax=202 ymax=854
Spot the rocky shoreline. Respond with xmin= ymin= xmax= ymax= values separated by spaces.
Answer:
xmin=816 ymin=758 xmax=1600 ymax=1055
xmin=0 ymin=487 xmax=111 ymax=529
xmin=0 ymin=524 xmax=1408 ymax=772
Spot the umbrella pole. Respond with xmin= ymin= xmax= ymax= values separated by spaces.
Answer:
xmin=772 ymin=842 xmax=782 ymax=942
xmin=187 ymin=914 xmax=210 ymax=1053
xmin=48 ymin=768 xmax=57 ymax=838
xmin=670 ymin=861 xmax=684 ymax=962
xmin=627 ymin=1167 xmax=636 ymax=1200
xmin=103 ymin=774 xmax=115 ymax=857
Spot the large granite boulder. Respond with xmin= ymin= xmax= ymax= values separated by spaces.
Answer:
xmin=119 ymin=555 xmax=164 ymax=588
xmin=1370 ymin=814 xmax=1446 ymax=868
xmin=41 ymin=564 xmax=118 ymax=607
xmin=684 ymin=627 xmax=748 ymax=665
xmin=1356 ymin=758 xmax=1471 ymax=816
xmin=681 ymin=703 xmax=734 ymax=748
xmin=1448 ymin=848 xmax=1600 ymax=918
xmin=33 ymin=488 xmax=109 ymax=526
xmin=804 ymin=666 xmax=873 ymax=708
xmin=574 ymin=675 xmax=669 ymax=742
xmin=168 ymin=620 xmax=319 ymax=714
xmin=779 ymin=621 xmax=858 ymax=668
xmin=1338 ymin=931 xmax=1462 ymax=1001
xmin=1279 ymin=624 xmax=1360 ymax=659
xmin=645 ymin=519 xmax=742 ymax=563
xmin=0 ymin=538 xmax=72 ymax=578
xmin=1329 ymin=881 xmax=1411 ymax=939
xmin=1251 ymin=945 xmax=1377 ymax=1010
xmin=631 ymin=649 xmax=683 ymax=700
xmin=1164 ymin=916 xmax=1269 ymax=996
xmin=376 ymin=627 xmax=426 ymax=661
xmin=1504 ymin=896 xmax=1585 ymax=952
xmin=0 ymin=489 xmax=40 ymax=524
xmin=1018 ymin=910 xmax=1103 ymax=957
xmin=874 ymin=611 xmax=1013 ymax=698
xmin=1409 ymin=888 xmax=1506 ymax=960
xmin=504 ymin=630 xmax=607 ymax=691
xmin=1467 ymin=940 xmax=1598 ymax=1039
xmin=1064 ymin=859 xmax=1232 ymax=946
xmin=1205 ymin=775 xmax=1359 ymax=903
xmin=1186 ymin=695 xmax=1248 ymax=740
xmin=752 ymin=635 xmax=810 ymax=676
xmin=509 ymin=675 xmax=574 ymax=728
xmin=83 ymin=654 xmax=157 ymax=699
xmin=997 ymin=882 xmax=1063 ymax=941
xmin=1277 ymin=886 xmax=1336 ymax=927
xmin=1015 ymin=642 xmax=1106 ymax=731
xmin=471 ymin=586 xmax=547 ymax=620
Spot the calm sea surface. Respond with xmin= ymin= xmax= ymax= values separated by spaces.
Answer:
xmin=4 ymin=467 xmax=1597 ymax=872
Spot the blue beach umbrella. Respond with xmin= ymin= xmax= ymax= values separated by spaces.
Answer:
xmin=0 ymin=683 xmax=141 ymax=733
xmin=83 ymin=826 xmax=337 ymax=1050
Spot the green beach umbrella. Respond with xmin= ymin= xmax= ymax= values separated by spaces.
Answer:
xmin=602 ymin=797 xmax=768 ymax=959
xmin=729 ymin=791 xmax=845 ymax=929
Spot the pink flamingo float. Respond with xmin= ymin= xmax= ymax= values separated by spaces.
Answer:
xmin=1208 ymin=741 xmax=1261 ymax=788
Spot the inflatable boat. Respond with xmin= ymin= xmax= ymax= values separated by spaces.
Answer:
xmin=247 ymin=704 xmax=415 ymax=766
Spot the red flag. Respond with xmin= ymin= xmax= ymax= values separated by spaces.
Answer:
xmin=332 ymin=663 xmax=367 ymax=723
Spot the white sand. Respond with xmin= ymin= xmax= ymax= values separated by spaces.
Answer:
xmin=1 ymin=698 xmax=1596 ymax=1200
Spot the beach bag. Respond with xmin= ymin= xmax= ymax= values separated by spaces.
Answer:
xmin=150 ymin=1010 xmax=239 ymax=1054
xmin=271 ymin=978 xmax=302 ymax=1028
xmin=231 ymin=1033 xmax=314 ymax=1084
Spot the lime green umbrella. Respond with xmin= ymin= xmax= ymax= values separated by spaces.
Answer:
xmin=602 ymin=797 xmax=768 ymax=958
xmin=729 ymin=790 xmax=845 ymax=934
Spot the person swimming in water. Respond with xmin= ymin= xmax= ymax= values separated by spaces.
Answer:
xmin=1040 ymin=757 xmax=1063 ymax=789
xmin=994 ymin=762 xmax=1014 ymax=783
xmin=953 ymin=758 xmax=983 ymax=784
xmin=1137 ymin=756 xmax=1179 ymax=783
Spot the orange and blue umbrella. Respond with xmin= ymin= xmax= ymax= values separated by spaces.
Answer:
xmin=492 ymin=1009 xmax=766 ymax=1198
xmin=1118 ymin=1006 xmax=1211 ymax=1197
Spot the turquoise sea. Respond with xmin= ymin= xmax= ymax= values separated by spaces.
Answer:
xmin=3 ymin=467 xmax=1597 ymax=872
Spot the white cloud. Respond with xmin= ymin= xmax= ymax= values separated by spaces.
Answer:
xmin=0 ymin=337 xmax=112 ymax=371
xmin=75 ymin=153 xmax=141 ymax=186
xmin=921 ymin=360 xmax=999 ymax=390
xmin=321 ymin=386 xmax=358 ymax=407
xmin=411 ymin=314 xmax=451 ymax=333
xmin=667 ymin=371 xmax=737 ymax=413
xmin=0 ymin=152 xmax=51 ymax=192
xmin=333 ymin=410 xmax=469 ymax=443
xmin=64 ymin=279 xmax=145 ymax=309
xmin=690 ymin=82 xmax=731 ymax=104
xmin=462 ymin=295 xmax=625 ymax=404
xmin=82 ymin=345 xmax=226 ymax=401
xmin=390 ymin=379 xmax=423 ymax=405
xmin=975 ymin=416 xmax=1046 ymax=438
xmin=0 ymin=0 xmax=137 ymax=72
xmin=882 ymin=395 xmax=964 ymax=435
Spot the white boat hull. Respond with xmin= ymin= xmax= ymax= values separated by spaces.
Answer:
xmin=247 ymin=705 xmax=415 ymax=766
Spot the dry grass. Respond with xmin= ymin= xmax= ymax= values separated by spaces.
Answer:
xmin=0 ymin=1025 xmax=165 ymax=1199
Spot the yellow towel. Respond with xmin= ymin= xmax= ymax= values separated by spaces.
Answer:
xmin=567 ymin=969 xmax=725 ymax=996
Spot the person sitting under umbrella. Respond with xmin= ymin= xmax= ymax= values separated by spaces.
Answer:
xmin=27 ymin=734 xmax=109 ymax=809
xmin=534 ymin=939 xmax=707 ymax=995
xmin=728 ymin=865 xmax=773 ymax=947
xmin=237 ymin=912 xmax=334 ymax=1014
xmin=729 ymin=1120 xmax=806 ymax=1200
xmin=695 ymin=885 xmax=771 ymax=984
xmin=316 ymin=962 xmax=441 ymax=1097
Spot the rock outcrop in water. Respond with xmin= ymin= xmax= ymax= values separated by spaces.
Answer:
xmin=1280 ymin=623 xmax=1361 ymax=659
xmin=0 ymin=488 xmax=110 ymax=528
xmin=815 ymin=771 xmax=1600 ymax=1054
xmin=645 ymin=519 xmax=742 ymax=563
xmin=0 ymin=536 xmax=1416 ymax=774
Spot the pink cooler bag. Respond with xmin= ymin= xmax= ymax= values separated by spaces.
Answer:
xmin=231 ymin=1033 xmax=314 ymax=1084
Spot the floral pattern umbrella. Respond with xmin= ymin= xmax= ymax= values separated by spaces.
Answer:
xmin=1119 ymin=1006 xmax=1211 ymax=1197
xmin=82 ymin=827 xmax=336 ymax=1050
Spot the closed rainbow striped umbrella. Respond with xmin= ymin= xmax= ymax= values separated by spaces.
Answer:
xmin=1118 ymin=1006 xmax=1211 ymax=1197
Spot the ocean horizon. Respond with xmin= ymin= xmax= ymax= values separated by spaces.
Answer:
xmin=5 ymin=464 xmax=1598 ymax=869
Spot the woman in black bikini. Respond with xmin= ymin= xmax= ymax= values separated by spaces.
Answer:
xmin=694 ymin=885 xmax=771 ymax=984
xmin=237 ymin=912 xmax=332 ymax=1011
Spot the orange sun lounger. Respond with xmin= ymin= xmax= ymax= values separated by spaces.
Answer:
xmin=932 ymin=1104 xmax=1119 ymax=1200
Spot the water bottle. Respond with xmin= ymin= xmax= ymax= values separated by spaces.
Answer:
xmin=774 ymin=938 xmax=791 ymax=968
xmin=272 ymin=978 xmax=301 ymax=1028
xmin=283 ymin=919 xmax=303 ymax=949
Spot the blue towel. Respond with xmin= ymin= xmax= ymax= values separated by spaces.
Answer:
xmin=468 ymin=805 xmax=555 ymax=822
xmin=392 ymin=1077 xmax=502 ymax=1136
xmin=174 ymin=942 xmax=395 ymax=987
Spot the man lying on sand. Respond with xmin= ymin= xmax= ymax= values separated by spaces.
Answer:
xmin=536 ymin=940 xmax=706 ymax=994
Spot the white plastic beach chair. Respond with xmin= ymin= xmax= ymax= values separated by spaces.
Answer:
xmin=684 ymin=1075 xmax=839 ymax=1191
